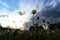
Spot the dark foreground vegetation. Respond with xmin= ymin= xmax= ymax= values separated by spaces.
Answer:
xmin=0 ymin=23 xmax=60 ymax=40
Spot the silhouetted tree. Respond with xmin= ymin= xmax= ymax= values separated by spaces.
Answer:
xmin=29 ymin=26 xmax=35 ymax=31
xmin=0 ymin=24 xmax=2 ymax=30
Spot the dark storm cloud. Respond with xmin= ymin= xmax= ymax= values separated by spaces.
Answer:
xmin=35 ymin=0 xmax=60 ymax=23
xmin=41 ymin=3 xmax=60 ymax=17
xmin=24 ymin=0 xmax=60 ymax=29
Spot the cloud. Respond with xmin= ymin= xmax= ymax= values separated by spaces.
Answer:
xmin=0 ymin=0 xmax=9 ymax=8
xmin=0 ymin=9 xmax=32 ymax=30
xmin=0 ymin=0 xmax=36 ymax=30
xmin=35 ymin=0 xmax=60 ymax=23
xmin=0 ymin=8 xmax=10 ymax=14
xmin=25 ymin=0 xmax=60 ymax=28
xmin=0 ymin=0 xmax=60 ymax=30
xmin=18 ymin=1 xmax=34 ymax=12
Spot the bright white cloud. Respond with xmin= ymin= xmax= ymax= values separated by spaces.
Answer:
xmin=0 ymin=0 xmax=44 ymax=30
xmin=0 ymin=0 xmax=58 ymax=30
xmin=48 ymin=0 xmax=57 ymax=8
xmin=0 ymin=9 xmax=32 ymax=30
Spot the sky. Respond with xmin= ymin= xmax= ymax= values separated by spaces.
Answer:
xmin=0 ymin=0 xmax=39 ymax=30
xmin=0 ymin=0 xmax=60 ymax=30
